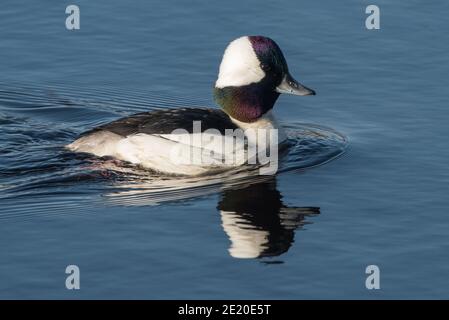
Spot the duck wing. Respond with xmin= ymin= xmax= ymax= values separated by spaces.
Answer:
xmin=82 ymin=107 xmax=239 ymax=137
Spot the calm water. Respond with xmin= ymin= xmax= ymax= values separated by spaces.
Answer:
xmin=1 ymin=0 xmax=448 ymax=299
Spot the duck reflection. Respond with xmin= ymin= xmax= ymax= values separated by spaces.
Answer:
xmin=101 ymin=164 xmax=319 ymax=259
xmin=218 ymin=177 xmax=319 ymax=259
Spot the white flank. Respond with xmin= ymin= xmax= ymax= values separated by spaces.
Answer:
xmin=66 ymin=111 xmax=284 ymax=176
xmin=66 ymin=131 xmax=248 ymax=176
xmin=66 ymin=131 xmax=123 ymax=157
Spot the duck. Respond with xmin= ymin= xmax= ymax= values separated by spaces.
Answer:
xmin=66 ymin=36 xmax=315 ymax=175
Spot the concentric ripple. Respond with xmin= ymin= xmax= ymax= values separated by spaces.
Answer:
xmin=0 ymin=82 xmax=347 ymax=217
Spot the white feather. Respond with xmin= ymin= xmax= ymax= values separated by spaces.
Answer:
xmin=66 ymin=131 xmax=123 ymax=156
xmin=215 ymin=36 xmax=265 ymax=88
xmin=66 ymin=110 xmax=285 ymax=176
xmin=67 ymin=131 xmax=250 ymax=175
xmin=230 ymin=110 xmax=287 ymax=143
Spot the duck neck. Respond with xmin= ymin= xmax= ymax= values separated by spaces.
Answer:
xmin=213 ymin=82 xmax=280 ymax=123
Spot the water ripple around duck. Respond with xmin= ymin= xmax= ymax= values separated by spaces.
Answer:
xmin=0 ymin=82 xmax=347 ymax=218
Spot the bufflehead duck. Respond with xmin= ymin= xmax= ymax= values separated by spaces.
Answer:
xmin=67 ymin=36 xmax=315 ymax=175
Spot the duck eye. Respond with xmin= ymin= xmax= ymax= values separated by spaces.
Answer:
xmin=260 ymin=63 xmax=271 ymax=71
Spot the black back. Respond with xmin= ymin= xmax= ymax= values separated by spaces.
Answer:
xmin=82 ymin=107 xmax=239 ymax=137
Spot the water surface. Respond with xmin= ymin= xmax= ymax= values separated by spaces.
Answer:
xmin=0 ymin=0 xmax=448 ymax=299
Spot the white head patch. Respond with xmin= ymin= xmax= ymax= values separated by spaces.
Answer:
xmin=215 ymin=36 xmax=265 ymax=88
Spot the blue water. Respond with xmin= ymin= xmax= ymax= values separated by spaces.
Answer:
xmin=1 ymin=0 xmax=448 ymax=299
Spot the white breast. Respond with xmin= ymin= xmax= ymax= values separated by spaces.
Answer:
xmin=229 ymin=110 xmax=287 ymax=143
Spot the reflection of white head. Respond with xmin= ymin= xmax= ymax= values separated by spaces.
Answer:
xmin=215 ymin=36 xmax=265 ymax=89
xmin=220 ymin=210 xmax=268 ymax=259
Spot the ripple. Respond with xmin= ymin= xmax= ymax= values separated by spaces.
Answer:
xmin=0 ymin=82 xmax=347 ymax=219
xmin=101 ymin=125 xmax=347 ymax=206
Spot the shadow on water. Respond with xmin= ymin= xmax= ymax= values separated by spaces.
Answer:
xmin=0 ymin=82 xmax=347 ymax=258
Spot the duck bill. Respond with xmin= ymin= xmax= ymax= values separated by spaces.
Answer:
xmin=276 ymin=73 xmax=316 ymax=96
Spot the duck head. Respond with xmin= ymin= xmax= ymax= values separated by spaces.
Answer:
xmin=214 ymin=36 xmax=315 ymax=123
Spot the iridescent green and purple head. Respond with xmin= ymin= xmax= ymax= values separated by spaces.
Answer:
xmin=214 ymin=36 xmax=315 ymax=123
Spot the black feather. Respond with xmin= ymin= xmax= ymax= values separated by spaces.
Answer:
xmin=81 ymin=108 xmax=239 ymax=137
